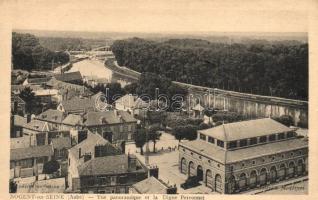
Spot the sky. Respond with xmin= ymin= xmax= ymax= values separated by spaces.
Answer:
xmin=3 ymin=0 xmax=311 ymax=33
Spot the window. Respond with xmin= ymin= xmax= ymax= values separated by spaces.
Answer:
xmin=200 ymin=134 xmax=206 ymax=141
xmin=128 ymin=125 xmax=132 ymax=131
xmin=287 ymin=132 xmax=294 ymax=138
xmin=208 ymin=136 xmax=215 ymax=144
xmin=259 ymin=136 xmax=267 ymax=143
xmin=217 ymin=140 xmax=224 ymax=148
xmin=228 ymin=141 xmax=237 ymax=149
xmin=269 ymin=134 xmax=276 ymax=141
xmin=241 ymin=163 xmax=245 ymax=167
xmin=249 ymin=137 xmax=257 ymax=145
xmin=119 ymin=125 xmax=123 ymax=132
xmin=278 ymin=133 xmax=285 ymax=140
xmin=239 ymin=139 xmax=247 ymax=147
xmin=252 ymin=160 xmax=256 ymax=165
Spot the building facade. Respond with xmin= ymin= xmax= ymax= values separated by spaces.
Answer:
xmin=178 ymin=118 xmax=308 ymax=194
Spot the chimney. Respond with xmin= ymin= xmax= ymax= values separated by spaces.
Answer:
xmin=148 ymin=166 xmax=159 ymax=179
xmin=26 ymin=114 xmax=31 ymax=123
xmin=166 ymin=185 xmax=177 ymax=194
xmin=78 ymin=148 xmax=82 ymax=158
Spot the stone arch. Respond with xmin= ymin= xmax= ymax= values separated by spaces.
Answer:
xmin=180 ymin=157 xmax=187 ymax=174
xmin=215 ymin=174 xmax=222 ymax=193
xmin=188 ymin=161 xmax=195 ymax=177
xmin=270 ymin=166 xmax=277 ymax=183
xmin=297 ymin=159 xmax=304 ymax=175
xmin=206 ymin=169 xmax=213 ymax=189
xmin=287 ymin=161 xmax=296 ymax=178
xmin=238 ymin=173 xmax=247 ymax=190
xmin=249 ymin=170 xmax=258 ymax=188
xmin=278 ymin=163 xmax=286 ymax=180
xmin=259 ymin=168 xmax=268 ymax=186
xmin=197 ymin=165 xmax=203 ymax=181
xmin=227 ymin=175 xmax=236 ymax=194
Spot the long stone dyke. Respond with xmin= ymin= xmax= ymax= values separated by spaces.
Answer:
xmin=173 ymin=81 xmax=308 ymax=126
xmin=105 ymin=59 xmax=308 ymax=126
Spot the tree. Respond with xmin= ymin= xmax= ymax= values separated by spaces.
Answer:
xmin=19 ymin=87 xmax=35 ymax=114
xmin=105 ymin=82 xmax=125 ymax=104
xmin=9 ymin=180 xmax=17 ymax=193
xmin=198 ymin=122 xmax=212 ymax=130
xmin=43 ymin=160 xmax=60 ymax=175
xmin=183 ymin=125 xmax=198 ymax=141
xmin=147 ymin=125 xmax=162 ymax=153
xmin=124 ymin=82 xmax=138 ymax=94
xmin=172 ymin=126 xmax=185 ymax=142
xmin=204 ymin=108 xmax=217 ymax=124
xmin=273 ymin=115 xmax=294 ymax=127
xmin=134 ymin=128 xmax=147 ymax=155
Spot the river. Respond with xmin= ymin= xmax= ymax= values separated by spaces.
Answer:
xmin=69 ymin=59 xmax=113 ymax=81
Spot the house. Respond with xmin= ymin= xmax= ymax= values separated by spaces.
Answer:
xmin=51 ymin=137 xmax=72 ymax=161
xmin=35 ymin=109 xmax=66 ymax=131
xmin=22 ymin=77 xmax=52 ymax=86
xmin=192 ymin=103 xmax=205 ymax=118
xmin=61 ymin=114 xmax=84 ymax=131
xmin=67 ymin=132 xmax=123 ymax=191
xmin=67 ymin=132 xmax=148 ymax=194
xmin=10 ymin=115 xmax=27 ymax=138
xmin=33 ymin=89 xmax=61 ymax=104
xmin=115 ymin=95 xmax=148 ymax=115
xmin=85 ymin=110 xmax=137 ymax=143
xmin=11 ymin=95 xmax=26 ymax=115
xmin=54 ymin=71 xmax=82 ymax=85
xmin=10 ymin=145 xmax=54 ymax=178
xmin=22 ymin=120 xmax=50 ymax=146
xmin=46 ymin=78 xmax=93 ymax=100
xmin=130 ymin=176 xmax=177 ymax=194
xmin=179 ymin=118 xmax=308 ymax=194
xmin=57 ymin=97 xmax=97 ymax=114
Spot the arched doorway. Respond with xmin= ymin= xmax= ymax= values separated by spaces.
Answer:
xmin=215 ymin=174 xmax=222 ymax=193
xmin=227 ymin=175 xmax=236 ymax=194
xmin=259 ymin=168 xmax=267 ymax=186
xmin=181 ymin=158 xmax=187 ymax=174
xmin=288 ymin=162 xmax=295 ymax=178
xmin=197 ymin=165 xmax=203 ymax=181
xmin=278 ymin=164 xmax=286 ymax=180
xmin=297 ymin=159 xmax=304 ymax=175
xmin=206 ymin=170 xmax=213 ymax=189
xmin=270 ymin=166 xmax=277 ymax=183
xmin=188 ymin=161 xmax=195 ymax=177
xmin=250 ymin=170 xmax=257 ymax=188
xmin=238 ymin=173 xmax=247 ymax=190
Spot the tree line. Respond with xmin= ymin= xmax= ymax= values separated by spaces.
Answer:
xmin=111 ymin=38 xmax=308 ymax=100
xmin=12 ymin=32 xmax=70 ymax=71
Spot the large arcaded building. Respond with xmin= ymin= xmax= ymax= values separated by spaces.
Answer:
xmin=179 ymin=118 xmax=308 ymax=194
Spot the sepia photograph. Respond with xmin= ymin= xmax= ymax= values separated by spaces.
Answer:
xmin=1 ymin=0 xmax=317 ymax=198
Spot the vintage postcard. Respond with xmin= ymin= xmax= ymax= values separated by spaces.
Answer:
xmin=0 ymin=0 xmax=317 ymax=199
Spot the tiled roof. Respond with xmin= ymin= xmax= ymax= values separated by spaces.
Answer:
xmin=36 ymin=109 xmax=65 ymax=123
xmin=85 ymin=110 xmax=137 ymax=126
xmin=62 ymin=114 xmax=83 ymax=126
xmin=27 ymin=77 xmax=52 ymax=84
xmin=54 ymin=71 xmax=82 ymax=82
xmin=69 ymin=132 xmax=109 ymax=158
xmin=199 ymin=118 xmax=292 ymax=141
xmin=115 ymin=94 xmax=137 ymax=108
xmin=60 ymin=97 xmax=96 ymax=113
xmin=10 ymin=145 xmax=53 ymax=160
xmin=78 ymin=155 xmax=128 ymax=176
xmin=132 ymin=176 xmax=168 ymax=194
xmin=51 ymin=137 xmax=72 ymax=149
xmin=180 ymin=137 xmax=308 ymax=164
xmin=23 ymin=120 xmax=49 ymax=132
